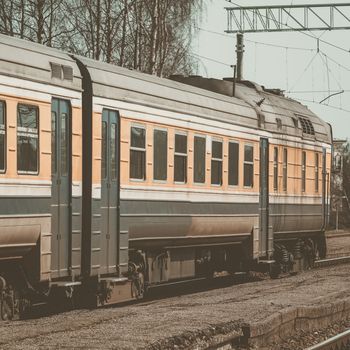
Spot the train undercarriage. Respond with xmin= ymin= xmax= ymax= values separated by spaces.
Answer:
xmin=0 ymin=232 xmax=326 ymax=320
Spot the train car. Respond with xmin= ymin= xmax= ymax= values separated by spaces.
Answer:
xmin=0 ymin=34 xmax=332 ymax=318
xmin=0 ymin=35 xmax=83 ymax=319
xmin=75 ymin=57 xmax=332 ymax=302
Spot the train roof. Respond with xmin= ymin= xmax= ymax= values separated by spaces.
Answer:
xmin=76 ymin=55 xmax=332 ymax=144
xmin=0 ymin=34 xmax=82 ymax=92
xmin=0 ymin=34 xmax=332 ymax=144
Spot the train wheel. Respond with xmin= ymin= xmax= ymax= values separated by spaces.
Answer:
xmin=269 ymin=263 xmax=281 ymax=279
xmin=1 ymin=290 xmax=14 ymax=321
xmin=131 ymin=272 xmax=145 ymax=300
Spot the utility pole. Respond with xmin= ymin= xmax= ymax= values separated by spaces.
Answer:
xmin=236 ymin=32 xmax=244 ymax=81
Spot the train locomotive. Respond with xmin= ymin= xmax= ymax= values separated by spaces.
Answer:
xmin=0 ymin=34 xmax=332 ymax=319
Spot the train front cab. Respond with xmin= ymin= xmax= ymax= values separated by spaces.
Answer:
xmin=263 ymin=139 xmax=332 ymax=277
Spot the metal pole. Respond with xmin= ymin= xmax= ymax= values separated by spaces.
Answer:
xmin=236 ymin=32 xmax=244 ymax=81
xmin=230 ymin=64 xmax=237 ymax=97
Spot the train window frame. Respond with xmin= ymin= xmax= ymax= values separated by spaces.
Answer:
xmin=228 ymin=140 xmax=239 ymax=187
xmin=283 ymin=148 xmax=288 ymax=192
xmin=243 ymin=144 xmax=254 ymax=188
xmin=17 ymin=103 xmax=39 ymax=175
xmin=101 ymin=120 xmax=108 ymax=180
xmin=273 ymin=147 xmax=278 ymax=191
xmin=153 ymin=128 xmax=168 ymax=182
xmin=0 ymin=101 xmax=6 ymax=173
xmin=174 ymin=131 xmax=188 ymax=184
xmin=130 ymin=124 xmax=146 ymax=181
xmin=302 ymin=151 xmax=306 ymax=193
xmin=193 ymin=134 xmax=206 ymax=185
xmin=315 ymin=152 xmax=319 ymax=193
xmin=211 ymin=138 xmax=223 ymax=186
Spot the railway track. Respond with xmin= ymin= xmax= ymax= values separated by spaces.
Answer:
xmin=315 ymin=256 xmax=350 ymax=268
xmin=306 ymin=329 xmax=350 ymax=350
xmin=12 ymin=255 xmax=350 ymax=322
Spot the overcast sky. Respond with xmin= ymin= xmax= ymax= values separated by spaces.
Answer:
xmin=194 ymin=0 xmax=350 ymax=140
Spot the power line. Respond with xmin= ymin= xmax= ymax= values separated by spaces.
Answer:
xmin=196 ymin=26 xmax=315 ymax=51
xmin=320 ymin=50 xmax=350 ymax=72
xmin=191 ymin=53 xmax=231 ymax=67
xmin=293 ymin=97 xmax=350 ymax=114
xmin=287 ymin=90 xmax=350 ymax=94
xmin=196 ymin=26 xmax=350 ymax=71
xmin=289 ymin=51 xmax=319 ymax=91
xmin=224 ymin=0 xmax=350 ymax=54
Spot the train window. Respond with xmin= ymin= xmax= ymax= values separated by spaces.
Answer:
xmin=273 ymin=147 xmax=278 ymax=191
xmin=174 ymin=133 xmax=187 ymax=183
xmin=194 ymin=135 xmax=206 ymax=184
xmin=17 ymin=104 xmax=39 ymax=174
xmin=153 ymin=129 xmax=167 ymax=181
xmin=211 ymin=139 xmax=222 ymax=185
xmin=315 ymin=153 xmax=319 ymax=192
xmin=244 ymin=145 xmax=254 ymax=187
xmin=228 ymin=141 xmax=239 ymax=186
xmin=61 ymin=113 xmax=68 ymax=176
xmin=0 ymin=101 xmax=5 ymax=172
xmin=130 ymin=126 xmax=146 ymax=180
xmin=302 ymin=151 xmax=306 ymax=192
xmin=101 ymin=121 xmax=107 ymax=179
xmin=111 ymin=123 xmax=117 ymax=180
xmin=283 ymin=148 xmax=288 ymax=192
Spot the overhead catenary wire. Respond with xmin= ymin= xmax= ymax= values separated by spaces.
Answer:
xmin=195 ymin=26 xmax=315 ymax=51
xmin=190 ymin=53 xmax=231 ymax=67
xmin=196 ymin=25 xmax=350 ymax=72
xmin=287 ymin=89 xmax=350 ymax=94
xmin=288 ymin=51 xmax=319 ymax=92
xmin=294 ymin=97 xmax=350 ymax=114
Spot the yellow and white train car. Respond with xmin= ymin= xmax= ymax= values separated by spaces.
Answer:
xmin=0 ymin=34 xmax=332 ymax=317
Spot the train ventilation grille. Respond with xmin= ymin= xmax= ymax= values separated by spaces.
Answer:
xmin=50 ymin=62 xmax=73 ymax=82
xmin=298 ymin=116 xmax=315 ymax=135
xmin=50 ymin=63 xmax=62 ymax=79
xmin=62 ymin=66 xmax=73 ymax=81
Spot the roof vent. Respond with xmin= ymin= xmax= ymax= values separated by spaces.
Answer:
xmin=276 ymin=118 xmax=282 ymax=130
xmin=292 ymin=117 xmax=299 ymax=128
xmin=298 ymin=116 xmax=315 ymax=135
xmin=62 ymin=65 xmax=73 ymax=81
xmin=50 ymin=62 xmax=73 ymax=81
xmin=258 ymin=114 xmax=265 ymax=128
xmin=50 ymin=62 xmax=62 ymax=79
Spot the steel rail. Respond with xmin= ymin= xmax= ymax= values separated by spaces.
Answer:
xmin=314 ymin=255 xmax=350 ymax=268
xmin=306 ymin=329 xmax=350 ymax=350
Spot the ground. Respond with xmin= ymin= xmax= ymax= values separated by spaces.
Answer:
xmin=1 ymin=262 xmax=350 ymax=350
xmin=1 ymin=232 xmax=350 ymax=350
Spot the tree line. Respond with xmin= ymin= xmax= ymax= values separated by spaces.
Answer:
xmin=0 ymin=0 xmax=205 ymax=76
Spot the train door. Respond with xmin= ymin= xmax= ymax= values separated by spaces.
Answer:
xmin=51 ymin=98 xmax=71 ymax=278
xmin=101 ymin=109 xmax=119 ymax=274
xmin=259 ymin=138 xmax=270 ymax=258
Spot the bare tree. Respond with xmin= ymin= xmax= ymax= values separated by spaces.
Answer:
xmin=0 ymin=0 xmax=206 ymax=76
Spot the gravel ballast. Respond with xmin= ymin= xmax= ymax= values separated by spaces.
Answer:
xmin=0 ymin=262 xmax=350 ymax=349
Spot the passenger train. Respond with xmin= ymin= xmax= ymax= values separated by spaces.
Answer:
xmin=0 ymin=34 xmax=332 ymax=319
